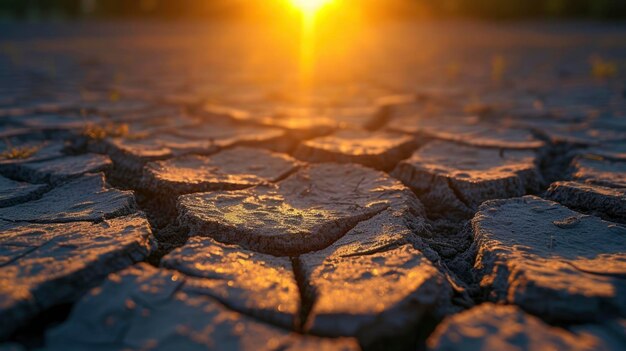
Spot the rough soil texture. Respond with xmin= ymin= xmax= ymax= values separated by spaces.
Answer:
xmin=92 ymin=119 xmax=288 ymax=176
xmin=142 ymin=147 xmax=300 ymax=195
xmin=0 ymin=173 xmax=137 ymax=223
xmin=1 ymin=21 xmax=626 ymax=350
xmin=584 ymin=143 xmax=626 ymax=161
xmin=392 ymin=141 xmax=543 ymax=218
xmin=161 ymin=236 xmax=300 ymax=329
xmin=571 ymin=156 xmax=626 ymax=188
xmin=0 ymin=175 xmax=48 ymax=208
xmin=387 ymin=115 xmax=545 ymax=150
xmin=427 ymin=303 xmax=625 ymax=351
xmin=178 ymin=163 xmax=422 ymax=256
xmin=298 ymin=209 xmax=450 ymax=348
xmin=4 ymin=153 xmax=112 ymax=185
xmin=546 ymin=181 xmax=626 ymax=222
xmin=44 ymin=264 xmax=359 ymax=350
xmin=472 ymin=196 xmax=626 ymax=323
xmin=0 ymin=214 xmax=155 ymax=338
xmin=294 ymin=130 xmax=418 ymax=171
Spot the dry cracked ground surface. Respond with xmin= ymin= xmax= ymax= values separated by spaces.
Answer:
xmin=0 ymin=21 xmax=626 ymax=350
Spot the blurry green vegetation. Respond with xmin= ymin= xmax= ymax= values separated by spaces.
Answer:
xmin=0 ymin=0 xmax=625 ymax=20
xmin=377 ymin=0 xmax=626 ymax=19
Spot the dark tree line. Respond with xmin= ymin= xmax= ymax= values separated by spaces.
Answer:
xmin=1 ymin=0 xmax=625 ymax=19
xmin=422 ymin=0 xmax=626 ymax=18
xmin=0 ymin=0 xmax=242 ymax=19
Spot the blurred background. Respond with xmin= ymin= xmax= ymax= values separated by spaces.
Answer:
xmin=0 ymin=0 xmax=623 ymax=114
xmin=1 ymin=0 xmax=626 ymax=21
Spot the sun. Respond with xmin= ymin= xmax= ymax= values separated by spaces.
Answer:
xmin=290 ymin=0 xmax=333 ymax=14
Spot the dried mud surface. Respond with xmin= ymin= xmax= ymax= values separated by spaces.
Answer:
xmin=0 ymin=21 xmax=625 ymax=350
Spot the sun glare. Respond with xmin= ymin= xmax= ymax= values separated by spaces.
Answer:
xmin=290 ymin=0 xmax=333 ymax=14
xmin=284 ymin=0 xmax=341 ymax=98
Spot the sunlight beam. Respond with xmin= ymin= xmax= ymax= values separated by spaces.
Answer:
xmin=290 ymin=0 xmax=333 ymax=14
xmin=288 ymin=0 xmax=335 ymax=96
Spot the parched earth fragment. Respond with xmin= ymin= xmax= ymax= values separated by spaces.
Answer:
xmin=8 ymin=114 xmax=104 ymax=133
xmin=325 ymin=106 xmax=382 ymax=130
xmin=473 ymin=196 xmax=626 ymax=323
xmin=571 ymin=156 xmax=626 ymax=188
xmin=546 ymin=181 xmax=626 ymax=222
xmin=294 ymin=130 xmax=417 ymax=171
xmin=0 ymin=175 xmax=48 ymax=208
xmin=170 ymin=119 xmax=288 ymax=150
xmin=259 ymin=101 xmax=383 ymax=130
xmin=179 ymin=163 xmax=420 ymax=256
xmin=0 ymin=126 xmax=40 ymax=141
xmin=94 ymin=134 xmax=184 ymax=174
xmin=108 ymin=105 xmax=187 ymax=124
xmin=162 ymin=236 xmax=299 ymax=329
xmin=297 ymin=208 xmax=450 ymax=348
xmin=427 ymin=303 xmax=624 ymax=351
xmin=533 ymin=122 xmax=626 ymax=146
xmin=379 ymin=96 xmax=462 ymax=124
xmin=386 ymin=114 xmax=473 ymax=136
xmin=0 ymin=173 xmax=136 ymax=223
xmin=100 ymin=113 xmax=199 ymax=137
xmin=583 ymin=143 xmax=626 ymax=162
xmin=0 ymin=141 xmax=66 ymax=169
xmin=387 ymin=114 xmax=544 ymax=150
xmin=0 ymin=214 xmax=155 ymax=339
xmin=81 ymin=98 xmax=156 ymax=117
xmin=4 ymin=154 xmax=112 ymax=185
xmin=0 ymin=100 xmax=75 ymax=118
xmin=159 ymin=92 xmax=206 ymax=106
xmin=142 ymin=147 xmax=299 ymax=196
xmin=95 ymin=120 xmax=288 ymax=175
xmin=44 ymin=264 xmax=359 ymax=350
xmin=593 ymin=116 xmax=626 ymax=131
xmin=205 ymin=104 xmax=338 ymax=138
xmin=443 ymin=127 xmax=544 ymax=150
xmin=391 ymin=141 xmax=543 ymax=218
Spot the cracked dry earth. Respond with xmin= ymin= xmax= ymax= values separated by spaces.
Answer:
xmin=1 ymin=21 xmax=626 ymax=350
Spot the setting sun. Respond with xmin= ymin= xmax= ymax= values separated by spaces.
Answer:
xmin=290 ymin=0 xmax=333 ymax=14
